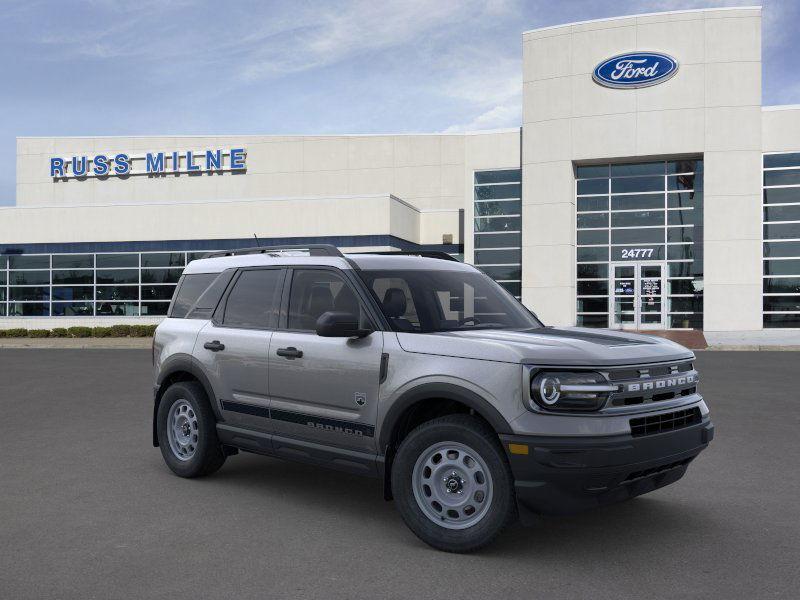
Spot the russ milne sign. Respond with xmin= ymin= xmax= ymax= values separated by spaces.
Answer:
xmin=593 ymin=52 xmax=678 ymax=89
xmin=50 ymin=148 xmax=246 ymax=179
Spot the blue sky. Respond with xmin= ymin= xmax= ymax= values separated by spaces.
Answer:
xmin=1 ymin=0 xmax=798 ymax=206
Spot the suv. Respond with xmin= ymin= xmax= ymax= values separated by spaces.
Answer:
xmin=152 ymin=244 xmax=713 ymax=552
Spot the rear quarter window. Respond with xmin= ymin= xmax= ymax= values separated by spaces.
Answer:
xmin=169 ymin=273 xmax=219 ymax=318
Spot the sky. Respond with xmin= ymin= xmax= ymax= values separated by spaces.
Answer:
xmin=1 ymin=0 xmax=798 ymax=206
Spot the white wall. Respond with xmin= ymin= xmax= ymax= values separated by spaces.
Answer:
xmin=521 ymin=7 xmax=764 ymax=330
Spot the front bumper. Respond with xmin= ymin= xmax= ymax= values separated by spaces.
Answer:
xmin=500 ymin=417 xmax=713 ymax=519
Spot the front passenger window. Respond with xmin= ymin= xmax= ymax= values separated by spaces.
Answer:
xmin=287 ymin=270 xmax=369 ymax=331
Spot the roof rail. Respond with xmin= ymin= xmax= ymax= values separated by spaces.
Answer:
xmin=203 ymin=244 xmax=345 ymax=259
xmin=354 ymin=250 xmax=460 ymax=262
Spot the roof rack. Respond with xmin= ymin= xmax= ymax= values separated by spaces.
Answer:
xmin=203 ymin=244 xmax=345 ymax=259
xmin=354 ymin=250 xmax=460 ymax=262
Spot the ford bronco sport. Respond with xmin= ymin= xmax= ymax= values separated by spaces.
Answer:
xmin=152 ymin=244 xmax=713 ymax=552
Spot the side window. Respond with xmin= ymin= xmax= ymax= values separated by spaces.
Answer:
xmin=287 ymin=270 xmax=369 ymax=331
xmin=369 ymin=277 xmax=420 ymax=332
xmin=222 ymin=269 xmax=283 ymax=329
xmin=170 ymin=273 xmax=218 ymax=318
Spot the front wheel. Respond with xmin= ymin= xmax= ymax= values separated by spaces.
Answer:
xmin=391 ymin=414 xmax=517 ymax=552
xmin=156 ymin=381 xmax=226 ymax=478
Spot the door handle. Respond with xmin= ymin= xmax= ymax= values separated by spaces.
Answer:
xmin=276 ymin=346 xmax=303 ymax=359
xmin=203 ymin=340 xmax=225 ymax=352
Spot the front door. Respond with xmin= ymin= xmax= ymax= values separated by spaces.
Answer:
xmin=610 ymin=262 xmax=666 ymax=330
xmin=268 ymin=268 xmax=383 ymax=453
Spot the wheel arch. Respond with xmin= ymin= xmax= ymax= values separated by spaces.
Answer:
xmin=153 ymin=354 xmax=220 ymax=447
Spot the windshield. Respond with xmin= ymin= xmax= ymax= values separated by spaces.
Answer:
xmin=357 ymin=268 xmax=543 ymax=333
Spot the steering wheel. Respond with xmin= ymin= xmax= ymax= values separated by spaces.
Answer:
xmin=458 ymin=316 xmax=480 ymax=326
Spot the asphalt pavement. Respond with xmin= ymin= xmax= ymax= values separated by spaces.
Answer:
xmin=0 ymin=349 xmax=798 ymax=599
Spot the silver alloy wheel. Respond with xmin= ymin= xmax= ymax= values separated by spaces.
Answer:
xmin=412 ymin=441 xmax=494 ymax=530
xmin=166 ymin=399 xmax=199 ymax=461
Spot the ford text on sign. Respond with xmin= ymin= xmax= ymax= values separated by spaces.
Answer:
xmin=593 ymin=52 xmax=678 ymax=89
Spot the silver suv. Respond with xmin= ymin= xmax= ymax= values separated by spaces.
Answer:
xmin=152 ymin=244 xmax=713 ymax=552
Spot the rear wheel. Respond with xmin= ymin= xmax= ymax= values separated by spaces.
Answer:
xmin=391 ymin=414 xmax=516 ymax=552
xmin=156 ymin=381 xmax=225 ymax=478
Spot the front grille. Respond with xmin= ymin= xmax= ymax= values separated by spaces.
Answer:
xmin=608 ymin=361 xmax=693 ymax=382
xmin=629 ymin=407 xmax=702 ymax=437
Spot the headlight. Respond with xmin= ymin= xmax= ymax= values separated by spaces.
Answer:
xmin=529 ymin=371 xmax=616 ymax=412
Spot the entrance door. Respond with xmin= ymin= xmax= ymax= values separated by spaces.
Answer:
xmin=610 ymin=262 xmax=666 ymax=330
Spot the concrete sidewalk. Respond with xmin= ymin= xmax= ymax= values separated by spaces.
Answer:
xmin=0 ymin=337 xmax=152 ymax=349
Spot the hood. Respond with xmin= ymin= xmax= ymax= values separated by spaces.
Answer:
xmin=395 ymin=326 xmax=693 ymax=366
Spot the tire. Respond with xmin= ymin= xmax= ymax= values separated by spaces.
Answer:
xmin=156 ymin=381 xmax=226 ymax=478
xmin=391 ymin=414 xmax=517 ymax=552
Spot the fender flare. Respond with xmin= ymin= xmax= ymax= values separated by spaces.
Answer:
xmin=378 ymin=382 xmax=513 ymax=452
xmin=153 ymin=354 xmax=221 ymax=446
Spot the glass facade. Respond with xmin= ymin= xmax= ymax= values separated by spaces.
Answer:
xmin=763 ymin=153 xmax=800 ymax=328
xmin=0 ymin=251 xmax=209 ymax=317
xmin=474 ymin=169 xmax=522 ymax=298
xmin=575 ymin=159 xmax=704 ymax=329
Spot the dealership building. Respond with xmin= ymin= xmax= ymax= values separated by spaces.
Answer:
xmin=3 ymin=6 xmax=800 ymax=338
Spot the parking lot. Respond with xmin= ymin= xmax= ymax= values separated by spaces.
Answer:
xmin=0 ymin=349 xmax=798 ymax=599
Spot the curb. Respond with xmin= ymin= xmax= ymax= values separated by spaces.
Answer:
xmin=0 ymin=338 xmax=152 ymax=349
xmin=703 ymin=345 xmax=800 ymax=351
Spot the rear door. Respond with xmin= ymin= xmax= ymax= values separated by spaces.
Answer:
xmin=195 ymin=267 xmax=285 ymax=432
xmin=268 ymin=268 xmax=383 ymax=453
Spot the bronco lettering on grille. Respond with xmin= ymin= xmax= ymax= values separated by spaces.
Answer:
xmin=626 ymin=373 xmax=696 ymax=393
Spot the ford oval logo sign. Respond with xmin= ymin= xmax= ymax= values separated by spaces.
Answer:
xmin=593 ymin=52 xmax=679 ymax=89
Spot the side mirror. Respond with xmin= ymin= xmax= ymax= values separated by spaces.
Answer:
xmin=315 ymin=311 xmax=373 ymax=338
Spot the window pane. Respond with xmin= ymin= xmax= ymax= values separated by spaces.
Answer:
xmin=141 ymin=268 xmax=182 ymax=284
xmin=611 ymin=162 xmax=664 ymax=177
xmin=764 ymin=241 xmax=800 ymax=258
xmin=52 ymin=286 xmax=93 ymax=301
xmin=497 ymin=281 xmax=521 ymax=296
xmin=0 ymin=255 xmax=6 ymax=269
xmin=611 ymin=210 xmax=664 ymax=227
xmin=141 ymin=302 xmax=170 ymax=316
xmin=577 ymin=264 xmax=608 ymax=278
xmin=474 ymin=184 xmax=521 ymax=200
xmin=10 ymin=287 xmax=50 ymax=301
xmin=287 ymin=269 xmax=365 ymax=331
xmin=576 ymin=165 xmax=608 ymax=178
xmin=668 ymin=209 xmax=700 ymax=226
xmin=667 ymin=160 xmax=702 ymax=174
xmin=764 ymin=259 xmax=800 ymax=276
xmin=96 ymin=254 xmax=138 ymax=268
xmin=611 ymin=194 xmax=663 ymax=210
xmin=52 ymin=270 xmax=93 ymax=284
xmin=576 ymin=179 xmax=608 ymax=195
xmin=667 ymin=245 xmax=695 ymax=261
xmin=474 ymin=200 xmax=521 ymax=216
xmin=764 ymin=153 xmax=800 ymax=168
xmin=96 ymin=302 xmax=138 ymax=316
xmin=225 ymin=269 xmax=283 ymax=329
xmin=171 ymin=273 xmax=219 ymax=318
xmin=577 ymin=197 xmax=608 ymax=212
xmin=141 ymin=285 xmax=177 ymax=301
xmin=9 ymin=255 xmax=49 ymax=269
xmin=52 ymin=302 xmax=94 ymax=316
xmin=764 ymin=170 xmax=800 ymax=186
xmin=577 ymin=281 xmax=608 ymax=295
xmin=479 ymin=266 xmax=521 ymax=281
xmin=667 ymin=191 xmax=702 ymax=209
xmin=187 ymin=252 xmax=210 ymax=262
xmin=474 ymin=232 xmax=521 ymax=249
xmin=669 ymin=296 xmax=703 ymax=312
xmin=763 ymin=296 xmax=800 ymax=312
xmin=96 ymin=269 xmax=138 ymax=284
xmin=667 ymin=174 xmax=700 ymax=191
xmin=577 ymin=230 xmax=608 ymax=245
xmin=473 ymin=249 xmax=521 ymax=264
xmin=474 ymin=216 xmax=520 ymax=232
xmin=52 ymin=254 xmax=93 ymax=269
xmin=668 ymin=262 xmax=696 ymax=277
xmin=141 ymin=253 xmax=186 ymax=268
xmin=577 ymin=213 xmax=608 ymax=228
xmin=9 ymin=271 xmax=50 ymax=285
xmin=577 ymin=246 xmax=609 ymax=262
xmin=669 ymin=314 xmax=703 ymax=329
xmin=611 ymin=176 xmax=663 ymax=194
xmin=8 ymin=302 xmax=49 ymax=316
xmin=764 ymin=223 xmax=800 ymax=240
xmin=577 ymin=298 xmax=608 ymax=312
xmin=668 ymin=227 xmax=695 ymax=243
xmin=764 ymin=314 xmax=800 ymax=328
xmin=668 ymin=279 xmax=702 ymax=295
xmin=764 ymin=277 xmax=800 ymax=293
xmin=763 ymin=187 xmax=800 ymax=204
xmin=474 ymin=170 xmax=520 ymax=184
xmin=96 ymin=285 xmax=138 ymax=300
xmin=611 ymin=228 xmax=664 ymax=244
xmin=577 ymin=314 xmax=608 ymax=327
xmin=764 ymin=205 xmax=800 ymax=222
